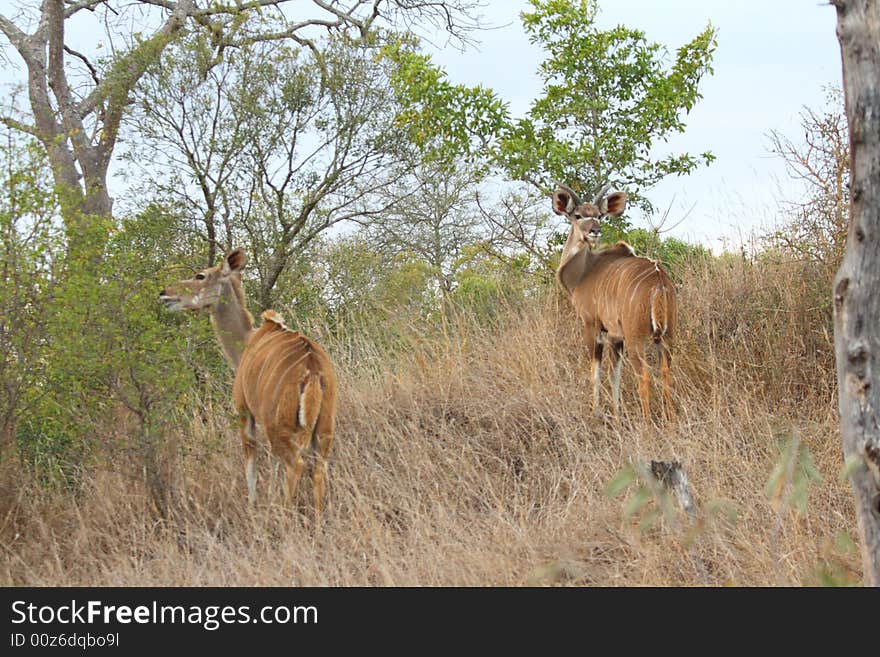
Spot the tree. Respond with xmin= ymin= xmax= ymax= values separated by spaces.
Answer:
xmin=496 ymin=0 xmax=716 ymax=217
xmin=386 ymin=1 xmax=717 ymax=271
xmin=382 ymin=38 xmax=510 ymax=170
xmin=88 ymin=207 xmax=206 ymax=515
xmin=126 ymin=30 xmax=419 ymax=309
xmin=831 ymin=0 xmax=880 ymax=586
xmin=0 ymin=125 xmax=62 ymax=453
xmin=120 ymin=30 xmax=249 ymax=267
xmin=768 ymin=88 xmax=849 ymax=271
xmin=318 ymin=233 xmax=434 ymax=328
xmin=474 ymin=185 xmax=561 ymax=274
xmin=0 ymin=0 xmax=484 ymax=264
xmin=365 ymin=161 xmax=488 ymax=299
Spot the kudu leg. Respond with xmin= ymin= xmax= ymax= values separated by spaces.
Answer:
xmin=239 ymin=412 xmax=258 ymax=504
xmin=609 ymin=341 xmax=625 ymax=417
xmin=630 ymin=349 xmax=652 ymax=421
xmin=271 ymin=427 xmax=312 ymax=506
xmin=591 ymin=339 xmax=604 ymax=413
xmin=312 ymin=411 xmax=336 ymax=518
xmin=659 ymin=344 xmax=675 ymax=422
xmin=583 ymin=323 xmax=603 ymax=414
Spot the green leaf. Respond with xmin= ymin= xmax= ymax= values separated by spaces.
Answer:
xmin=623 ymin=486 xmax=652 ymax=519
xmin=604 ymin=466 xmax=636 ymax=498
xmin=639 ymin=507 xmax=662 ymax=533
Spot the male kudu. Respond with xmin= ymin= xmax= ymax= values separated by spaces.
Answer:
xmin=553 ymin=184 xmax=676 ymax=421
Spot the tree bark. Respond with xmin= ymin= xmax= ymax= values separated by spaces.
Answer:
xmin=0 ymin=1 xmax=198 ymax=265
xmin=832 ymin=0 xmax=880 ymax=586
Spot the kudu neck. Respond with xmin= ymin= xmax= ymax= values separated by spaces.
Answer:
xmin=209 ymin=278 xmax=255 ymax=370
xmin=560 ymin=224 xmax=584 ymax=264
xmin=557 ymin=225 xmax=599 ymax=294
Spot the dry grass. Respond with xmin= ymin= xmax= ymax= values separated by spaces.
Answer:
xmin=0 ymin=255 xmax=862 ymax=586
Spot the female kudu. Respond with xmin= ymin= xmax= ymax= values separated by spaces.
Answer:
xmin=160 ymin=248 xmax=337 ymax=512
xmin=553 ymin=184 xmax=676 ymax=421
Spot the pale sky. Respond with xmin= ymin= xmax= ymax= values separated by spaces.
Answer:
xmin=429 ymin=0 xmax=844 ymax=249
xmin=1 ymin=0 xmax=844 ymax=249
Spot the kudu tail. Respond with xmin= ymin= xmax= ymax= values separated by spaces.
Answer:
xmin=650 ymin=284 xmax=671 ymax=343
xmin=298 ymin=372 xmax=323 ymax=433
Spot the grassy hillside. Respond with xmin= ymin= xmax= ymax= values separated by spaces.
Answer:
xmin=0 ymin=252 xmax=860 ymax=586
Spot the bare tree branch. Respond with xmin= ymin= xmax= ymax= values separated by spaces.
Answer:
xmin=0 ymin=115 xmax=39 ymax=137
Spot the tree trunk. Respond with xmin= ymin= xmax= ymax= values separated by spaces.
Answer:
xmin=0 ymin=413 xmax=15 ymax=455
xmin=831 ymin=0 xmax=880 ymax=586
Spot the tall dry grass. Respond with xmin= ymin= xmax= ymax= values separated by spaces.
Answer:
xmin=0 ymin=253 xmax=860 ymax=586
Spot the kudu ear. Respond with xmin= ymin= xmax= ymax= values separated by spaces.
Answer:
xmin=222 ymin=248 xmax=247 ymax=275
xmin=552 ymin=186 xmax=579 ymax=216
xmin=601 ymin=192 xmax=627 ymax=217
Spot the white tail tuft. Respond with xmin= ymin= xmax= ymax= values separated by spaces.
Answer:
xmin=650 ymin=286 xmax=668 ymax=337
xmin=298 ymin=372 xmax=323 ymax=429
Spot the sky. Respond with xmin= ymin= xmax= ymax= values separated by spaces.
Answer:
xmin=427 ymin=0 xmax=844 ymax=249
xmin=0 ymin=0 xmax=844 ymax=250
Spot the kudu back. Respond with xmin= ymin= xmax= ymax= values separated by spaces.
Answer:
xmin=553 ymin=184 xmax=676 ymax=421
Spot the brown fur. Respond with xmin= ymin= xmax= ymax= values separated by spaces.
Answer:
xmin=160 ymin=250 xmax=338 ymax=513
xmin=552 ymin=186 xmax=677 ymax=421
xmin=234 ymin=311 xmax=338 ymax=512
xmin=228 ymin=275 xmax=254 ymax=326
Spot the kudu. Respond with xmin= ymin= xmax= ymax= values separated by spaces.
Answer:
xmin=160 ymin=248 xmax=337 ymax=513
xmin=553 ymin=184 xmax=676 ymax=421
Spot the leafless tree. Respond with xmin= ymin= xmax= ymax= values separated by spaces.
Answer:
xmin=768 ymin=88 xmax=849 ymax=270
xmin=475 ymin=185 xmax=560 ymax=275
xmin=366 ymin=162 xmax=486 ymax=298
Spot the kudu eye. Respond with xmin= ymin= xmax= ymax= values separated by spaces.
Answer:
xmin=195 ymin=273 xmax=206 ymax=281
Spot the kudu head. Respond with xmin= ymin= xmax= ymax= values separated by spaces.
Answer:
xmin=159 ymin=248 xmax=247 ymax=312
xmin=552 ymin=183 xmax=628 ymax=250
